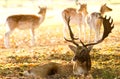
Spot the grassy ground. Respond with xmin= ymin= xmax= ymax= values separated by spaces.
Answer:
xmin=0 ymin=0 xmax=120 ymax=79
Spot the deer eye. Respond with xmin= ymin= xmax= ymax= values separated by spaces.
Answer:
xmin=73 ymin=55 xmax=79 ymax=61
xmin=73 ymin=56 xmax=76 ymax=61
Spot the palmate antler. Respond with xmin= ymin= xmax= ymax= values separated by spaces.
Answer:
xmin=85 ymin=16 xmax=114 ymax=47
xmin=64 ymin=15 xmax=114 ymax=75
xmin=64 ymin=15 xmax=114 ymax=48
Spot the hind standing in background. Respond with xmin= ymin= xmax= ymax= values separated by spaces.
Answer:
xmin=62 ymin=3 xmax=88 ymax=41
xmin=87 ymin=4 xmax=112 ymax=42
xmin=4 ymin=6 xmax=47 ymax=48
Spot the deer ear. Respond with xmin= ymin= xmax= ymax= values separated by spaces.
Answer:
xmin=38 ymin=6 xmax=41 ymax=9
xmin=104 ymin=3 xmax=106 ymax=6
xmin=68 ymin=45 xmax=77 ymax=53
xmin=76 ymin=2 xmax=81 ymax=5
xmin=78 ymin=2 xmax=81 ymax=5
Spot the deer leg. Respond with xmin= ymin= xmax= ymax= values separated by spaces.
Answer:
xmin=89 ymin=28 xmax=92 ymax=43
xmin=4 ymin=31 xmax=12 ymax=48
xmin=94 ymin=26 xmax=101 ymax=42
xmin=83 ymin=23 xmax=86 ymax=42
xmin=78 ymin=24 xmax=82 ymax=40
xmin=88 ymin=23 xmax=92 ymax=43
xmin=30 ymin=28 xmax=35 ymax=46
xmin=96 ymin=30 xmax=100 ymax=41
xmin=63 ymin=24 xmax=67 ymax=38
xmin=94 ymin=28 xmax=99 ymax=42
xmin=63 ymin=22 xmax=69 ymax=39
xmin=97 ymin=26 xmax=101 ymax=40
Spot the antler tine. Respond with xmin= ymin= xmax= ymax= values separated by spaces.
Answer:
xmin=101 ymin=16 xmax=114 ymax=40
xmin=108 ymin=16 xmax=111 ymax=20
xmin=64 ymin=15 xmax=79 ymax=47
xmin=110 ymin=18 xmax=113 ymax=25
xmin=85 ymin=16 xmax=114 ymax=47
xmin=80 ymin=40 xmax=86 ymax=47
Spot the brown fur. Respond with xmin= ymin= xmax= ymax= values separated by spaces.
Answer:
xmin=87 ymin=4 xmax=112 ymax=42
xmin=64 ymin=15 xmax=114 ymax=78
xmin=4 ymin=7 xmax=47 ymax=48
xmin=100 ymin=4 xmax=112 ymax=15
xmin=7 ymin=15 xmax=41 ymax=30
xmin=62 ymin=3 xmax=88 ymax=41
xmin=23 ymin=61 xmax=93 ymax=79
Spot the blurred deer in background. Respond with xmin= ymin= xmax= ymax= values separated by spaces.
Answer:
xmin=87 ymin=4 xmax=112 ymax=42
xmin=64 ymin=15 xmax=114 ymax=76
xmin=4 ymin=6 xmax=47 ymax=48
xmin=62 ymin=3 xmax=88 ymax=41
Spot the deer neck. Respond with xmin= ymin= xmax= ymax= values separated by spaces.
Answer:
xmin=83 ymin=10 xmax=88 ymax=16
xmin=100 ymin=8 xmax=106 ymax=16
xmin=38 ymin=12 xmax=46 ymax=24
xmin=77 ymin=9 xmax=88 ymax=16
xmin=100 ymin=11 xmax=105 ymax=16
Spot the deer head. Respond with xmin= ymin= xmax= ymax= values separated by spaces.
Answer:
xmin=77 ymin=3 xmax=88 ymax=15
xmin=38 ymin=6 xmax=47 ymax=15
xmin=100 ymin=3 xmax=112 ymax=15
xmin=64 ymin=15 xmax=114 ymax=75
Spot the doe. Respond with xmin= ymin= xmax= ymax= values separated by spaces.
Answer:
xmin=87 ymin=4 xmax=112 ymax=42
xmin=4 ymin=6 xmax=47 ymax=48
xmin=62 ymin=3 xmax=88 ymax=41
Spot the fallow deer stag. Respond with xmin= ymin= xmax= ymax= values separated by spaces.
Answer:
xmin=64 ymin=15 xmax=114 ymax=76
xmin=4 ymin=6 xmax=47 ymax=48
xmin=87 ymin=3 xmax=112 ymax=42
xmin=62 ymin=3 xmax=88 ymax=41
xmin=23 ymin=61 xmax=93 ymax=79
